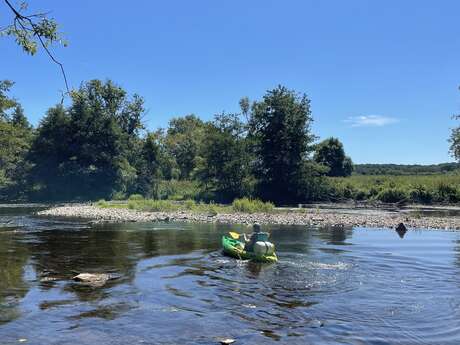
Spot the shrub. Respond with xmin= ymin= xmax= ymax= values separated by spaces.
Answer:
xmin=157 ymin=180 xmax=200 ymax=200
xmin=375 ymin=188 xmax=407 ymax=203
xmin=128 ymin=194 xmax=144 ymax=201
xmin=232 ymin=198 xmax=274 ymax=213
xmin=127 ymin=200 xmax=138 ymax=209
xmin=409 ymin=185 xmax=433 ymax=204
xmin=435 ymin=183 xmax=459 ymax=203
xmin=207 ymin=202 xmax=218 ymax=216
xmin=328 ymin=175 xmax=460 ymax=205
xmin=96 ymin=199 xmax=108 ymax=207
xmin=184 ymin=199 xmax=196 ymax=210
xmin=127 ymin=199 xmax=179 ymax=212
xmin=354 ymin=189 xmax=368 ymax=201
xmin=112 ymin=191 xmax=126 ymax=200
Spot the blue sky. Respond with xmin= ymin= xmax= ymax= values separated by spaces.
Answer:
xmin=1 ymin=0 xmax=459 ymax=164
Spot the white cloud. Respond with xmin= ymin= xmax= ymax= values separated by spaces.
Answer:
xmin=345 ymin=115 xmax=399 ymax=127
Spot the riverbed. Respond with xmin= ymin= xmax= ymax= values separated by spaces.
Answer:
xmin=1 ymin=205 xmax=460 ymax=344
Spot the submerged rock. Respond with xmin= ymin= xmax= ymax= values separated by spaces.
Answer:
xmin=72 ymin=273 xmax=114 ymax=287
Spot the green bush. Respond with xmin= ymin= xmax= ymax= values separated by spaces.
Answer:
xmin=157 ymin=180 xmax=200 ymax=200
xmin=206 ymin=202 xmax=218 ymax=216
xmin=329 ymin=174 xmax=460 ymax=205
xmin=128 ymin=194 xmax=144 ymax=201
xmin=127 ymin=199 xmax=180 ymax=212
xmin=435 ymin=183 xmax=459 ymax=203
xmin=409 ymin=185 xmax=433 ymax=204
xmin=375 ymin=188 xmax=407 ymax=203
xmin=354 ymin=189 xmax=368 ymax=201
xmin=184 ymin=199 xmax=196 ymax=210
xmin=127 ymin=200 xmax=138 ymax=209
xmin=111 ymin=191 xmax=126 ymax=200
xmin=96 ymin=199 xmax=108 ymax=207
xmin=232 ymin=198 xmax=274 ymax=213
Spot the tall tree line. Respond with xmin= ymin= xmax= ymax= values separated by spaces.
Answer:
xmin=1 ymin=80 xmax=356 ymax=204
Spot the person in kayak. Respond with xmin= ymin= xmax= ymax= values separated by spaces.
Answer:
xmin=242 ymin=223 xmax=270 ymax=252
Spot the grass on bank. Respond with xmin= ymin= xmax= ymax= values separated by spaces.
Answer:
xmin=96 ymin=197 xmax=275 ymax=214
xmin=96 ymin=174 xmax=460 ymax=211
xmin=330 ymin=174 xmax=460 ymax=204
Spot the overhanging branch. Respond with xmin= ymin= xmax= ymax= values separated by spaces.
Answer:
xmin=3 ymin=0 xmax=70 ymax=95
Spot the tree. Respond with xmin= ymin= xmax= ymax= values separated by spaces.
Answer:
xmin=343 ymin=156 xmax=353 ymax=176
xmin=165 ymin=114 xmax=205 ymax=179
xmin=248 ymin=85 xmax=315 ymax=203
xmin=27 ymin=105 xmax=71 ymax=199
xmin=239 ymin=97 xmax=250 ymax=120
xmin=450 ymin=115 xmax=460 ymax=162
xmin=314 ymin=137 xmax=353 ymax=177
xmin=135 ymin=132 xmax=161 ymax=198
xmin=0 ymin=81 xmax=33 ymax=200
xmin=0 ymin=80 xmax=17 ymax=120
xmin=28 ymin=80 xmax=146 ymax=200
xmin=11 ymin=104 xmax=30 ymax=128
xmin=196 ymin=113 xmax=251 ymax=202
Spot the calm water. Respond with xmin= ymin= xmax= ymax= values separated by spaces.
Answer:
xmin=1 ymin=207 xmax=460 ymax=344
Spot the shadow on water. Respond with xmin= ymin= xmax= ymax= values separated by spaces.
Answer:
xmin=1 ymin=207 xmax=460 ymax=344
xmin=0 ymin=234 xmax=30 ymax=325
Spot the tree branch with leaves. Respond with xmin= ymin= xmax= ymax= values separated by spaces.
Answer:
xmin=1 ymin=0 xmax=69 ymax=94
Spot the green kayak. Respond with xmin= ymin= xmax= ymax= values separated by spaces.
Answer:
xmin=221 ymin=235 xmax=278 ymax=263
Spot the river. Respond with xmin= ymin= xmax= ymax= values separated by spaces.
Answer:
xmin=1 ymin=205 xmax=460 ymax=344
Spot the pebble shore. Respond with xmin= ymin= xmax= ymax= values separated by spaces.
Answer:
xmin=36 ymin=205 xmax=460 ymax=230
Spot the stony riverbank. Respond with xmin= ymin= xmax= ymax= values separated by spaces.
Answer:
xmin=36 ymin=205 xmax=460 ymax=230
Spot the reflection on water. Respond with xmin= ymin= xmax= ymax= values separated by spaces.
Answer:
xmin=1 ymin=208 xmax=460 ymax=344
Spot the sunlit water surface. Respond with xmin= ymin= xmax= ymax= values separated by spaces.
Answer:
xmin=1 ymin=206 xmax=460 ymax=344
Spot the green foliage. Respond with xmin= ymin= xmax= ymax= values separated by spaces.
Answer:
xmin=165 ymin=115 xmax=205 ymax=179
xmin=157 ymin=179 xmax=200 ymax=200
xmin=0 ymin=80 xmax=18 ymax=120
xmin=232 ymin=198 xmax=274 ymax=213
xmin=96 ymin=199 xmax=108 ymax=207
xmin=195 ymin=113 xmax=252 ymax=202
xmin=28 ymin=80 xmax=146 ymax=201
xmin=0 ymin=81 xmax=33 ymax=201
xmin=184 ymin=199 xmax=196 ymax=209
xmin=408 ymin=185 xmax=433 ymax=204
xmin=450 ymin=115 xmax=460 ymax=162
xmin=435 ymin=183 xmax=459 ymax=203
xmin=10 ymin=104 xmax=30 ymax=129
xmin=127 ymin=199 xmax=179 ymax=212
xmin=314 ymin=137 xmax=353 ymax=177
xmin=111 ymin=191 xmax=126 ymax=200
xmin=128 ymin=194 xmax=144 ymax=201
xmin=1 ymin=2 xmax=67 ymax=55
xmin=97 ymin=198 xmax=276 ymax=214
xmin=135 ymin=132 xmax=161 ymax=198
xmin=249 ymin=85 xmax=315 ymax=203
xmin=330 ymin=175 xmax=460 ymax=204
xmin=353 ymin=163 xmax=460 ymax=175
xmin=375 ymin=188 xmax=407 ymax=203
xmin=2 ymin=78 xmax=458 ymax=206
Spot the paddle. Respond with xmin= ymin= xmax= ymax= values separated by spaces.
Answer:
xmin=229 ymin=231 xmax=240 ymax=239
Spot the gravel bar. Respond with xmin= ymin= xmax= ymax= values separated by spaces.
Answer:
xmin=36 ymin=205 xmax=460 ymax=230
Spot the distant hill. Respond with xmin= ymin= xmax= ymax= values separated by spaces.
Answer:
xmin=353 ymin=163 xmax=460 ymax=175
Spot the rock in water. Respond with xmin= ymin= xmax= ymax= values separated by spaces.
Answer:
xmin=72 ymin=273 xmax=111 ymax=287
xmin=395 ymin=223 xmax=408 ymax=238
xmin=219 ymin=339 xmax=235 ymax=345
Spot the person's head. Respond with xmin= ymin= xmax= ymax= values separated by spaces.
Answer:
xmin=253 ymin=223 xmax=261 ymax=233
